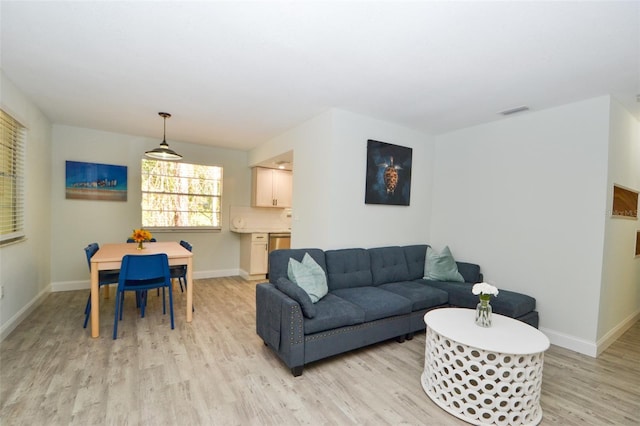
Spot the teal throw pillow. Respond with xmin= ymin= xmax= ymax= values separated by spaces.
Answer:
xmin=287 ymin=253 xmax=328 ymax=303
xmin=423 ymin=246 xmax=465 ymax=282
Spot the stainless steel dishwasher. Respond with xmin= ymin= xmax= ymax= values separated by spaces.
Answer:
xmin=268 ymin=233 xmax=291 ymax=253
xmin=267 ymin=233 xmax=291 ymax=277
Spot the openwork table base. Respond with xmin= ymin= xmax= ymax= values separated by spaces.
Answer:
xmin=422 ymin=326 xmax=545 ymax=425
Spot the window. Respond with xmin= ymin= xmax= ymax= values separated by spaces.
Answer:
xmin=0 ymin=109 xmax=26 ymax=245
xmin=141 ymin=159 xmax=222 ymax=230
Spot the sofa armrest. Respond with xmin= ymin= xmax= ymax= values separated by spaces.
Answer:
xmin=456 ymin=262 xmax=482 ymax=283
xmin=256 ymin=283 xmax=305 ymax=371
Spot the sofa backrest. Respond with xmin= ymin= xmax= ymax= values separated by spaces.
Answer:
xmin=268 ymin=248 xmax=326 ymax=285
xmin=325 ymin=248 xmax=372 ymax=290
xmin=402 ymin=244 xmax=429 ymax=280
xmin=267 ymin=245 xmax=481 ymax=289
xmin=369 ymin=246 xmax=411 ymax=285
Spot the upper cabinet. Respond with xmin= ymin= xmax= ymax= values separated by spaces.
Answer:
xmin=251 ymin=167 xmax=293 ymax=208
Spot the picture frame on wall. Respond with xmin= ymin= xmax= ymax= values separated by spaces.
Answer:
xmin=365 ymin=139 xmax=412 ymax=206
xmin=65 ymin=160 xmax=128 ymax=201
xmin=636 ymin=230 xmax=640 ymax=258
xmin=612 ymin=184 xmax=638 ymax=219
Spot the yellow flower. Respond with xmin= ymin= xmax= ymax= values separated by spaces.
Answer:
xmin=131 ymin=229 xmax=153 ymax=243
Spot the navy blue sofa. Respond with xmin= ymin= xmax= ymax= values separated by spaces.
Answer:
xmin=255 ymin=245 xmax=538 ymax=376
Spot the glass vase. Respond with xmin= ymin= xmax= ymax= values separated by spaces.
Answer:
xmin=475 ymin=295 xmax=492 ymax=327
xmin=137 ymin=241 xmax=144 ymax=250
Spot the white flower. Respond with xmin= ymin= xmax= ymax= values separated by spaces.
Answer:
xmin=472 ymin=282 xmax=499 ymax=297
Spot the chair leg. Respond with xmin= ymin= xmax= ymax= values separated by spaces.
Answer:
xmin=113 ymin=289 xmax=121 ymax=339
xmin=167 ymin=283 xmax=175 ymax=329
xmin=119 ymin=291 xmax=126 ymax=320
xmin=161 ymin=287 xmax=166 ymax=315
xmin=83 ymin=294 xmax=91 ymax=328
xmin=140 ymin=291 xmax=148 ymax=318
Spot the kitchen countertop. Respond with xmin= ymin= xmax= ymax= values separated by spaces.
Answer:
xmin=230 ymin=228 xmax=291 ymax=234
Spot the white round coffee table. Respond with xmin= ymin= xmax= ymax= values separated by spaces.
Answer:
xmin=421 ymin=308 xmax=550 ymax=426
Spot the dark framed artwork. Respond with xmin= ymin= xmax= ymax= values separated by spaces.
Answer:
xmin=636 ymin=231 xmax=640 ymax=258
xmin=365 ymin=139 xmax=412 ymax=206
xmin=612 ymin=184 xmax=638 ymax=218
xmin=65 ymin=160 xmax=128 ymax=201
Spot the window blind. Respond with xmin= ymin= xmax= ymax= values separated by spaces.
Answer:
xmin=0 ymin=109 xmax=26 ymax=244
xmin=141 ymin=159 xmax=223 ymax=230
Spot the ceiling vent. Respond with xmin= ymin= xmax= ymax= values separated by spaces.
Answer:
xmin=499 ymin=106 xmax=530 ymax=116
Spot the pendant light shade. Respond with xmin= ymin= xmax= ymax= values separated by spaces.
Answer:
xmin=145 ymin=112 xmax=182 ymax=161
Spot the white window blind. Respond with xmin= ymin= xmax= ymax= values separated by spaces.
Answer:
xmin=141 ymin=159 xmax=223 ymax=230
xmin=0 ymin=109 xmax=26 ymax=245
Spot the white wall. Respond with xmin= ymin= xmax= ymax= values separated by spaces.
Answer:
xmin=431 ymin=97 xmax=612 ymax=356
xmin=50 ymin=124 xmax=252 ymax=291
xmin=249 ymin=109 xmax=435 ymax=249
xmin=598 ymin=98 xmax=640 ymax=352
xmin=327 ymin=110 xmax=434 ymax=249
xmin=0 ymin=71 xmax=52 ymax=339
xmin=250 ymin=110 xmax=335 ymax=248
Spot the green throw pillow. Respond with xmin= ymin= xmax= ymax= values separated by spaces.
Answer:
xmin=423 ymin=246 xmax=465 ymax=282
xmin=287 ymin=253 xmax=328 ymax=303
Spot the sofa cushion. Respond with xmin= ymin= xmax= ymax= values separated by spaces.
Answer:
xmin=369 ymin=246 xmax=411 ymax=285
xmin=269 ymin=249 xmax=326 ymax=285
xmin=422 ymin=280 xmax=536 ymax=318
xmin=331 ymin=287 xmax=412 ymax=322
xmin=303 ymin=293 xmax=366 ymax=335
xmin=379 ymin=281 xmax=449 ymax=311
xmin=287 ymin=253 xmax=328 ymax=303
xmin=275 ymin=277 xmax=317 ymax=318
xmin=456 ymin=262 xmax=481 ymax=283
xmin=424 ymin=246 xmax=464 ymax=282
xmin=325 ymin=248 xmax=372 ymax=290
xmin=403 ymin=244 xmax=429 ymax=280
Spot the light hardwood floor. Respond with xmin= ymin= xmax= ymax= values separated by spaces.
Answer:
xmin=1 ymin=277 xmax=639 ymax=425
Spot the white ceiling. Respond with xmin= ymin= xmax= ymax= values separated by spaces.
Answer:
xmin=1 ymin=1 xmax=639 ymax=152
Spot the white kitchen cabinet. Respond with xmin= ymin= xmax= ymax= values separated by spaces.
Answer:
xmin=240 ymin=233 xmax=269 ymax=279
xmin=251 ymin=167 xmax=292 ymax=208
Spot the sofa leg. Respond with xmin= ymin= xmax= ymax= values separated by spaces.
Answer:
xmin=396 ymin=335 xmax=406 ymax=343
xmin=291 ymin=366 xmax=304 ymax=377
xmin=406 ymin=333 xmax=414 ymax=340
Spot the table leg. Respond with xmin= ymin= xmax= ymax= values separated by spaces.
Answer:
xmin=186 ymin=258 xmax=193 ymax=322
xmin=90 ymin=264 xmax=100 ymax=338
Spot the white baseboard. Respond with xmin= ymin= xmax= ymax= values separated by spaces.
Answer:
xmin=541 ymin=309 xmax=640 ymax=358
xmin=595 ymin=309 xmax=640 ymax=356
xmin=194 ymin=269 xmax=241 ymax=279
xmin=0 ymin=285 xmax=50 ymax=341
xmin=52 ymin=280 xmax=89 ymax=292
xmin=50 ymin=269 xmax=245 ymax=292
xmin=540 ymin=327 xmax=598 ymax=358
xmin=238 ymin=268 xmax=268 ymax=281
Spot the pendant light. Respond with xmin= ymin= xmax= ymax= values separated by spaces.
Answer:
xmin=145 ymin=112 xmax=182 ymax=160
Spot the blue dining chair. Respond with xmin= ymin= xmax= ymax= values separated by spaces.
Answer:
xmin=126 ymin=237 xmax=157 ymax=243
xmin=113 ymin=253 xmax=174 ymax=339
xmin=126 ymin=237 xmax=159 ymax=298
xmin=83 ymin=243 xmax=120 ymax=328
xmin=170 ymin=240 xmax=192 ymax=292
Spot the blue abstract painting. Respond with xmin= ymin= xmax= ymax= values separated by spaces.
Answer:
xmin=65 ymin=160 xmax=127 ymax=201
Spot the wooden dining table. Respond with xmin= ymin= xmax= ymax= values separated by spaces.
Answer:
xmin=89 ymin=241 xmax=193 ymax=338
